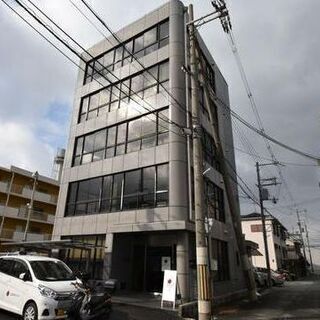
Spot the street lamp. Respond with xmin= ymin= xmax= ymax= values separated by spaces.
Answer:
xmin=23 ymin=171 xmax=39 ymax=241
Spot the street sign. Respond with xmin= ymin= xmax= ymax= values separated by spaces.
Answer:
xmin=161 ymin=270 xmax=177 ymax=309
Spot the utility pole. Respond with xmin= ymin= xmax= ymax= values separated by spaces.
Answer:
xmin=23 ymin=171 xmax=39 ymax=241
xmin=256 ymin=162 xmax=280 ymax=287
xmin=296 ymin=209 xmax=307 ymax=271
xmin=304 ymin=220 xmax=314 ymax=273
xmin=195 ymin=45 xmax=257 ymax=301
xmin=188 ymin=5 xmax=211 ymax=320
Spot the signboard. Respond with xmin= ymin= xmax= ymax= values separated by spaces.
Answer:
xmin=161 ymin=270 xmax=177 ymax=309
xmin=161 ymin=256 xmax=171 ymax=271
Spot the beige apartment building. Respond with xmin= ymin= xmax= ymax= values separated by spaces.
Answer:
xmin=241 ymin=213 xmax=288 ymax=271
xmin=0 ymin=166 xmax=59 ymax=243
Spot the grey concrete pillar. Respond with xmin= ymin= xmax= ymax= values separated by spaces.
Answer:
xmin=168 ymin=0 xmax=188 ymax=215
xmin=176 ymin=231 xmax=190 ymax=301
xmin=103 ymin=233 xmax=114 ymax=280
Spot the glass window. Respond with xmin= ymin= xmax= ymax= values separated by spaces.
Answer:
xmin=142 ymin=114 xmax=156 ymax=136
xmin=93 ymin=57 xmax=104 ymax=75
xmin=107 ymin=127 xmax=116 ymax=146
xmin=103 ymin=50 xmax=114 ymax=67
xmin=128 ymin=118 xmax=141 ymax=140
xmin=82 ymin=153 xmax=92 ymax=164
xmin=83 ymin=134 xmax=95 ymax=154
xmin=112 ymin=173 xmax=123 ymax=211
xmin=117 ymin=123 xmax=127 ymax=144
xmin=134 ymin=35 xmax=144 ymax=53
xmin=101 ymin=175 xmax=113 ymax=212
xmin=158 ymin=109 xmax=169 ymax=133
xmin=115 ymin=46 xmax=123 ymax=62
xmin=157 ymin=164 xmax=169 ymax=206
xmin=140 ymin=167 xmax=155 ymax=208
xmin=88 ymin=178 xmax=102 ymax=200
xmin=81 ymin=97 xmax=90 ymax=114
xmin=110 ymin=85 xmax=120 ymax=102
xmin=160 ymin=20 xmax=169 ymax=40
xmin=123 ymin=40 xmax=133 ymax=58
xmin=145 ymin=43 xmax=158 ymax=55
xmin=144 ymin=27 xmax=157 ymax=47
xmin=94 ymin=130 xmax=107 ymax=150
xmin=123 ymin=170 xmax=141 ymax=209
xmin=77 ymin=180 xmax=90 ymax=202
xmin=67 ymin=183 xmax=78 ymax=204
xmin=100 ymin=89 xmax=111 ymax=105
xmin=131 ymin=74 xmax=144 ymax=93
xmin=144 ymin=66 xmax=158 ymax=87
xmin=89 ymin=93 xmax=99 ymax=110
xmin=75 ymin=137 xmax=84 ymax=156
xmin=159 ymin=62 xmax=169 ymax=82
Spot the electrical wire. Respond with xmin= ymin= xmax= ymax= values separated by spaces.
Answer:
xmin=70 ymin=0 xmax=189 ymax=120
xmin=11 ymin=0 xmax=185 ymax=139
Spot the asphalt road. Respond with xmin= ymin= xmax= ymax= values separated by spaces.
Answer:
xmin=0 ymin=303 xmax=179 ymax=320
xmin=217 ymin=278 xmax=320 ymax=320
xmin=1 ymin=278 xmax=319 ymax=320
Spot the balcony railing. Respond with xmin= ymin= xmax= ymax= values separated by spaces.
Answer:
xmin=9 ymin=184 xmax=58 ymax=204
xmin=0 ymin=205 xmax=55 ymax=224
xmin=0 ymin=228 xmax=51 ymax=241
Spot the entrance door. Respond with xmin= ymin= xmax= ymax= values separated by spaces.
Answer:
xmin=132 ymin=245 xmax=146 ymax=291
xmin=146 ymin=246 xmax=173 ymax=293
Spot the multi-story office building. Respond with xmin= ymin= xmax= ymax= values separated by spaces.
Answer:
xmin=0 ymin=166 xmax=59 ymax=243
xmin=241 ymin=213 xmax=288 ymax=271
xmin=53 ymin=0 xmax=247 ymax=301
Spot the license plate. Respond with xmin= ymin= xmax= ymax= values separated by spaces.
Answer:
xmin=57 ymin=309 xmax=65 ymax=316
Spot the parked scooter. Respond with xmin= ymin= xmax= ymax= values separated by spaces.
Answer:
xmin=68 ymin=273 xmax=112 ymax=320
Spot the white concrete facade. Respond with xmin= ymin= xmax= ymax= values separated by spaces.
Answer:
xmin=53 ymin=0 xmax=246 ymax=301
xmin=241 ymin=214 xmax=287 ymax=271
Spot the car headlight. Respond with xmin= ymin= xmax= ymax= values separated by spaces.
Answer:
xmin=38 ymin=284 xmax=58 ymax=299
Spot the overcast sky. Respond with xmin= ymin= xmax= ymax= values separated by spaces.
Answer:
xmin=0 ymin=0 xmax=319 ymax=264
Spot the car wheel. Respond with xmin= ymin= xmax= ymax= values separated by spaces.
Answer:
xmin=23 ymin=302 xmax=38 ymax=320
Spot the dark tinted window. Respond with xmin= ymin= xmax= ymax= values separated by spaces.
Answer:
xmin=0 ymin=258 xmax=14 ymax=275
xmin=11 ymin=260 xmax=30 ymax=279
xmin=30 ymin=260 xmax=75 ymax=282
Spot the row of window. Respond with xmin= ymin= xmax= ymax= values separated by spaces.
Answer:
xmin=79 ymin=60 xmax=169 ymax=123
xmin=204 ymin=178 xmax=225 ymax=223
xmin=84 ymin=20 xmax=169 ymax=85
xmin=65 ymin=163 xmax=169 ymax=217
xmin=73 ymin=108 xmax=169 ymax=166
xmin=202 ymin=128 xmax=220 ymax=171
xmin=211 ymin=239 xmax=230 ymax=281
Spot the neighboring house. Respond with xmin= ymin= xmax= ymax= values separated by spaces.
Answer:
xmin=241 ymin=213 xmax=287 ymax=271
xmin=0 ymin=166 xmax=59 ymax=243
xmin=285 ymin=235 xmax=307 ymax=277
xmin=52 ymin=0 xmax=247 ymax=301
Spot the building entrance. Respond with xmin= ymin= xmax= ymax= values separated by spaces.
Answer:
xmin=112 ymin=233 xmax=177 ymax=293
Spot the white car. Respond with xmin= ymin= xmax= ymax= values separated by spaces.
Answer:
xmin=0 ymin=254 xmax=78 ymax=320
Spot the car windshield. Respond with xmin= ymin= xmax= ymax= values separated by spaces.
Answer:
xmin=30 ymin=260 xmax=76 ymax=282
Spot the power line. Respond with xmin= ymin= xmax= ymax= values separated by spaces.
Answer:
xmin=70 ymin=0 xmax=189 ymax=120
xmin=9 ymin=0 xmax=184 ymax=139
xmin=23 ymin=0 xmax=182 ymax=134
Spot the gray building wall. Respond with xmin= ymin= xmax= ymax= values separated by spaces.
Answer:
xmin=53 ymin=0 xmax=246 ymax=301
